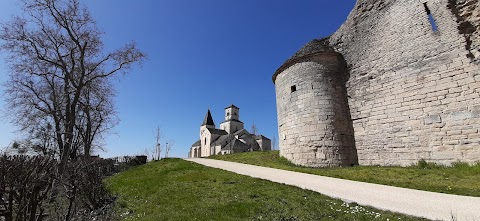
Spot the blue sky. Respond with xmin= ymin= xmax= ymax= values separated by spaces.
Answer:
xmin=0 ymin=0 xmax=356 ymax=158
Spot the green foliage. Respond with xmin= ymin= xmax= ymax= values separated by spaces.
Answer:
xmin=211 ymin=151 xmax=480 ymax=197
xmin=105 ymin=159 xmax=426 ymax=221
xmin=415 ymin=159 xmax=442 ymax=169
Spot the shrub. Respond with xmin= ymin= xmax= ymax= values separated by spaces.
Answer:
xmin=0 ymin=155 xmax=115 ymax=221
xmin=0 ymin=155 xmax=57 ymax=221
xmin=451 ymin=161 xmax=470 ymax=169
xmin=416 ymin=159 xmax=441 ymax=169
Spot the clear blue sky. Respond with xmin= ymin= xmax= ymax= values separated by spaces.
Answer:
xmin=0 ymin=0 xmax=356 ymax=158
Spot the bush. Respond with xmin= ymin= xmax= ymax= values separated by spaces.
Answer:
xmin=451 ymin=161 xmax=470 ymax=169
xmin=0 ymin=155 xmax=57 ymax=221
xmin=108 ymin=155 xmax=148 ymax=174
xmin=0 ymin=155 xmax=116 ymax=221
xmin=415 ymin=159 xmax=442 ymax=169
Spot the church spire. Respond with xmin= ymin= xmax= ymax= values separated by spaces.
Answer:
xmin=201 ymin=109 xmax=215 ymax=126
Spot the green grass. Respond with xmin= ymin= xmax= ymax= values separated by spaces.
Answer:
xmin=106 ymin=158 xmax=427 ymax=221
xmin=210 ymin=151 xmax=480 ymax=197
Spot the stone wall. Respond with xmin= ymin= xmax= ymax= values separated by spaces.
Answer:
xmin=256 ymin=137 xmax=272 ymax=151
xmin=326 ymin=0 xmax=480 ymax=165
xmin=274 ymin=52 xmax=358 ymax=167
xmin=450 ymin=0 xmax=480 ymax=61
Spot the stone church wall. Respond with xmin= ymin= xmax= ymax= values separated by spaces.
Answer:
xmin=326 ymin=0 xmax=480 ymax=165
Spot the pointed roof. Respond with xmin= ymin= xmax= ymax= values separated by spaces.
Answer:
xmin=225 ymin=104 xmax=239 ymax=109
xmin=201 ymin=110 xmax=215 ymax=126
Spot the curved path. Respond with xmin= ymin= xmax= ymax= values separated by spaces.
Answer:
xmin=185 ymin=158 xmax=480 ymax=221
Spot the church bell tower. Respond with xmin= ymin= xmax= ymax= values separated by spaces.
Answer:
xmin=220 ymin=104 xmax=244 ymax=134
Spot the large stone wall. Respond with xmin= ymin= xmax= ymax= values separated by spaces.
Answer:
xmin=326 ymin=0 xmax=480 ymax=165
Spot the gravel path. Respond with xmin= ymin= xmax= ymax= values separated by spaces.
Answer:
xmin=185 ymin=158 xmax=480 ymax=221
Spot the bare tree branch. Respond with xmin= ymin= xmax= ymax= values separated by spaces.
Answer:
xmin=1 ymin=0 xmax=145 ymax=164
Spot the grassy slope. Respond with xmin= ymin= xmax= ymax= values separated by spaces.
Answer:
xmin=106 ymin=158 xmax=426 ymax=221
xmin=210 ymin=151 xmax=480 ymax=197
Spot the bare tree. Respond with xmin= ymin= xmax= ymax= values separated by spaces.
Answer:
xmin=0 ymin=0 xmax=145 ymax=164
xmin=251 ymin=121 xmax=258 ymax=135
xmin=164 ymin=140 xmax=174 ymax=158
xmin=154 ymin=126 xmax=163 ymax=160
xmin=76 ymin=78 xmax=118 ymax=156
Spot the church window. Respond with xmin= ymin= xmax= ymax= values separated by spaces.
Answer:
xmin=291 ymin=85 xmax=297 ymax=93
xmin=234 ymin=112 xmax=237 ymax=116
xmin=423 ymin=3 xmax=438 ymax=32
xmin=227 ymin=112 xmax=230 ymax=116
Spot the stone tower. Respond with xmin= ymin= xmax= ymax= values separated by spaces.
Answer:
xmin=273 ymin=39 xmax=358 ymax=167
xmin=220 ymin=105 xmax=244 ymax=134
xmin=273 ymin=0 xmax=480 ymax=166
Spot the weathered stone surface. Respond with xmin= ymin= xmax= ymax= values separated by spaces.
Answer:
xmin=425 ymin=114 xmax=442 ymax=125
xmin=274 ymin=52 xmax=358 ymax=167
xmin=274 ymin=0 xmax=480 ymax=166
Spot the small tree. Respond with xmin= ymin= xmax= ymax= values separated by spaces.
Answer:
xmin=154 ymin=126 xmax=163 ymax=160
xmin=164 ymin=140 xmax=174 ymax=158
xmin=251 ymin=121 xmax=258 ymax=135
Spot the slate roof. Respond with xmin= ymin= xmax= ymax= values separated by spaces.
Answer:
xmin=207 ymin=128 xmax=228 ymax=135
xmin=254 ymin=135 xmax=271 ymax=140
xmin=225 ymin=104 xmax=239 ymax=109
xmin=201 ymin=110 xmax=215 ymax=126
xmin=212 ymin=129 xmax=249 ymax=146
xmin=191 ymin=140 xmax=201 ymax=147
xmin=212 ymin=134 xmax=232 ymax=146
xmin=221 ymin=119 xmax=243 ymax=124
xmin=221 ymin=138 xmax=250 ymax=152
xmin=233 ymin=129 xmax=249 ymax=136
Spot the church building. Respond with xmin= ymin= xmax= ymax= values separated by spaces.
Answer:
xmin=189 ymin=105 xmax=271 ymax=158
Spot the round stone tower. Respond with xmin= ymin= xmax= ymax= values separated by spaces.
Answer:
xmin=272 ymin=39 xmax=358 ymax=167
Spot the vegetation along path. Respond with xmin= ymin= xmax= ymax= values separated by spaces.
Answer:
xmin=106 ymin=159 xmax=425 ymax=220
xmin=186 ymin=158 xmax=480 ymax=221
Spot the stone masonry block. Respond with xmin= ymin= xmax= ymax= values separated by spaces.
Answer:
xmin=424 ymin=114 xmax=442 ymax=125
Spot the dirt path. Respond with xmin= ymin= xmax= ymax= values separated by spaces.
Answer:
xmin=185 ymin=158 xmax=480 ymax=221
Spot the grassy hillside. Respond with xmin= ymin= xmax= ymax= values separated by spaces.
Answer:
xmin=105 ymin=158 xmax=426 ymax=221
xmin=210 ymin=151 xmax=480 ymax=197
